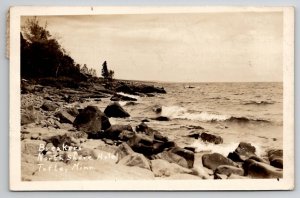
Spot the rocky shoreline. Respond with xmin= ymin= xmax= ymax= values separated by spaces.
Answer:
xmin=21 ymin=79 xmax=283 ymax=181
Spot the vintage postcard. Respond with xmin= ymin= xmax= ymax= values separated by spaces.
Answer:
xmin=9 ymin=6 xmax=294 ymax=191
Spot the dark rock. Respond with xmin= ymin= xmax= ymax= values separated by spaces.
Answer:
xmin=115 ymin=83 xmax=135 ymax=95
xmin=268 ymin=150 xmax=283 ymax=168
xmin=228 ymin=142 xmax=256 ymax=162
xmin=118 ymin=130 xmax=136 ymax=141
xmin=169 ymin=147 xmax=194 ymax=168
xmin=73 ymin=106 xmax=111 ymax=134
xmin=127 ymin=133 xmax=154 ymax=156
xmin=154 ymin=116 xmax=170 ymax=121
xmin=55 ymin=111 xmax=75 ymax=124
xmin=136 ymin=122 xmax=169 ymax=142
xmin=184 ymin=147 xmax=196 ymax=153
xmin=103 ymin=124 xmax=133 ymax=140
xmin=41 ymin=101 xmax=59 ymax=111
xmin=202 ymin=153 xmax=237 ymax=171
xmin=215 ymin=165 xmax=244 ymax=176
xmin=243 ymin=159 xmax=283 ymax=179
xmin=141 ymin=119 xmax=150 ymax=122
xmin=152 ymin=105 xmax=162 ymax=113
xmin=187 ymin=131 xmax=201 ymax=139
xmin=200 ymin=132 xmax=223 ymax=144
xmin=111 ymin=93 xmax=137 ymax=101
xmin=104 ymin=102 xmax=130 ymax=118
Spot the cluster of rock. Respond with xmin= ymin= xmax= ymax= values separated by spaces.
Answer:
xmin=20 ymin=80 xmax=283 ymax=180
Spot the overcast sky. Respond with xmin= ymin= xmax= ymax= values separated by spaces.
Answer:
xmin=21 ymin=12 xmax=283 ymax=82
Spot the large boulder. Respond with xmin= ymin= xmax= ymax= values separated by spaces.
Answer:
xmin=55 ymin=111 xmax=75 ymax=124
xmin=169 ymin=147 xmax=194 ymax=168
xmin=268 ymin=149 xmax=283 ymax=169
xmin=228 ymin=142 xmax=256 ymax=162
xmin=200 ymin=132 xmax=223 ymax=144
xmin=104 ymin=124 xmax=133 ymax=140
xmin=127 ymin=133 xmax=154 ymax=156
xmin=150 ymin=159 xmax=192 ymax=177
xmin=41 ymin=101 xmax=59 ymax=111
xmin=73 ymin=106 xmax=111 ymax=134
xmin=243 ymin=159 xmax=283 ymax=179
xmin=154 ymin=150 xmax=189 ymax=168
xmin=136 ymin=122 xmax=168 ymax=142
xmin=202 ymin=153 xmax=237 ymax=171
xmin=115 ymin=142 xmax=135 ymax=162
xmin=215 ymin=165 xmax=244 ymax=176
xmin=118 ymin=153 xmax=151 ymax=170
xmin=104 ymin=102 xmax=130 ymax=118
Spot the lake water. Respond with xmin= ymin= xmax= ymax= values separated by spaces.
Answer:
xmin=89 ymin=82 xmax=283 ymax=157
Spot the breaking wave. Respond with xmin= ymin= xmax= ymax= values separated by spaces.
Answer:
xmin=190 ymin=140 xmax=264 ymax=157
xmin=160 ymin=106 xmax=270 ymax=123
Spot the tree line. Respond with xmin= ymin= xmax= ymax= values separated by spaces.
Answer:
xmin=21 ymin=17 xmax=114 ymax=82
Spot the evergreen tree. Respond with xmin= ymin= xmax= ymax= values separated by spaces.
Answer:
xmin=101 ymin=61 xmax=109 ymax=79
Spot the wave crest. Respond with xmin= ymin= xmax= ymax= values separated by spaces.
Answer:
xmin=160 ymin=106 xmax=270 ymax=123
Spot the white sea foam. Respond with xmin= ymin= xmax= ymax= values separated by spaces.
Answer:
xmin=117 ymin=92 xmax=140 ymax=99
xmin=161 ymin=106 xmax=230 ymax=121
xmin=190 ymin=140 xmax=264 ymax=157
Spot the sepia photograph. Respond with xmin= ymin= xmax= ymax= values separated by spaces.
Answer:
xmin=9 ymin=6 xmax=294 ymax=190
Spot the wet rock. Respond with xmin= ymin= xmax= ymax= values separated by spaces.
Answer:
xmin=110 ymin=93 xmax=137 ymax=101
xmin=55 ymin=111 xmax=75 ymax=124
xmin=243 ymin=159 xmax=283 ymax=179
xmin=104 ymin=102 xmax=130 ymax=118
xmin=169 ymin=147 xmax=194 ymax=168
xmin=73 ymin=106 xmax=111 ymax=134
xmin=152 ymin=105 xmax=162 ymax=114
xmin=41 ymin=101 xmax=59 ymax=111
xmin=202 ymin=153 xmax=237 ymax=171
xmin=215 ymin=165 xmax=244 ymax=176
xmin=136 ymin=122 xmax=168 ymax=142
xmin=228 ymin=142 xmax=256 ymax=162
xmin=268 ymin=149 xmax=283 ymax=169
xmin=153 ymin=116 xmax=170 ymax=121
xmin=104 ymin=124 xmax=133 ymax=140
xmin=187 ymin=131 xmax=201 ymax=139
xmin=127 ymin=133 xmax=154 ymax=156
xmin=118 ymin=153 xmax=151 ymax=170
xmin=150 ymin=159 xmax=192 ymax=177
xmin=118 ymin=130 xmax=136 ymax=141
xmin=200 ymin=132 xmax=223 ymax=144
